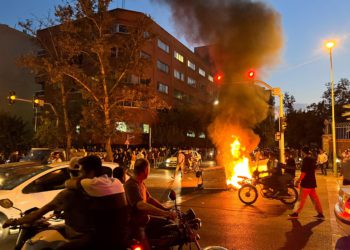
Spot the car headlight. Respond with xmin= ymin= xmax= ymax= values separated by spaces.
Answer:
xmin=165 ymin=159 xmax=171 ymax=163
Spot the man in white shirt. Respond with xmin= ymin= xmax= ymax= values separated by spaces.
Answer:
xmin=317 ymin=149 xmax=328 ymax=176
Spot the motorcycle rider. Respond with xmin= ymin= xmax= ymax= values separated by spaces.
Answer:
xmin=64 ymin=155 xmax=129 ymax=250
xmin=3 ymin=157 xmax=94 ymax=250
xmin=3 ymin=155 xmax=129 ymax=250
xmin=263 ymin=152 xmax=290 ymax=196
xmin=124 ymin=158 xmax=177 ymax=248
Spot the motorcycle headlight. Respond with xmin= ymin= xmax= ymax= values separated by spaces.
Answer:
xmin=189 ymin=218 xmax=202 ymax=230
xmin=184 ymin=209 xmax=196 ymax=221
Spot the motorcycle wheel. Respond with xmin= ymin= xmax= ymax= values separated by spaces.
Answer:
xmin=280 ymin=187 xmax=298 ymax=205
xmin=238 ymin=184 xmax=258 ymax=205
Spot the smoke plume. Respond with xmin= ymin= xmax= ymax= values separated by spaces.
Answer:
xmin=154 ymin=0 xmax=283 ymax=169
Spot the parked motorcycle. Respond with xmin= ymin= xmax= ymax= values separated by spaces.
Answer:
xmin=0 ymin=199 xmax=142 ymax=250
xmin=237 ymin=171 xmax=298 ymax=205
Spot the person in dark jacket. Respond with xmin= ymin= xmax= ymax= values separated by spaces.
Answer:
xmin=289 ymin=147 xmax=324 ymax=219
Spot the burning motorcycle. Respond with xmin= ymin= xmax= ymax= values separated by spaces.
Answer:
xmin=237 ymin=171 xmax=298 ymax=205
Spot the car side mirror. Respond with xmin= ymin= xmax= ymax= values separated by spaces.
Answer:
xmin=0 ymin=198 xmax=14 ymax=209
xmin=168 ymin=190 xmax=176 ymax=201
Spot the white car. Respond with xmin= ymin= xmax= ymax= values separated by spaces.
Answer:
xmin=334 ymin=185 xmax=350 ymax=235
xmin=163 ymin=150 xmax=202 ymax=168
xmin=0 ymin=161 xmax=119 ymax=239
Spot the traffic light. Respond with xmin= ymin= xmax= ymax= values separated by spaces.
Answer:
xmin=247 ymin=69 xmax=256 ymax=79
xmin=280 ymin=117 xmax=287 ymax=131
xmin=214 ymin=73 xmax=224 ymax=84
xmin=342 ymin=104 xmax=350 ymax=120
xmin=7 ymin=91 xmax=16 ymax=104
xmin=33 ymin=95 xmax=44 ymax=108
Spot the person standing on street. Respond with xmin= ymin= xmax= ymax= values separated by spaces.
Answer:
xmin=172 ymin=150 xmax=185 ymax=179
xmin=289 ymin=147 xmax=324 ymax=219
xmin=317 ymin=149 xmax=328 ymax=176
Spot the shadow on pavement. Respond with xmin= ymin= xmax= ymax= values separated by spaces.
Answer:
xmin=335 ymin=236 xmax=350 ymax=249
xmin=279 ymin=219 xmax=324 ymax=250
xmin=239 ymin=203 xmax=289 ymax=218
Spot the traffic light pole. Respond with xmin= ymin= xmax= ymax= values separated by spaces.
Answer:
xmin=279 ymin=92 xmax=285 ymax=164
xmin=6 ymin=93 xmax=59 ymax=128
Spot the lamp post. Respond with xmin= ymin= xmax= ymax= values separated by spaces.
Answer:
xmin=326 ymin=40 xmax=337 ymax=176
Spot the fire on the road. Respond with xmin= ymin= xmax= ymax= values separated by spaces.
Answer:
xmin=226 ymin=137 xmax=269 ymax=188
xmin=226 ymin=137 xmax=252 ymax=188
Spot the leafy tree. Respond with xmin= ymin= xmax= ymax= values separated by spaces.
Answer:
xmin=283 ymin=78 xmax=350 ymax=148
xmin=19 ymin=0 xmax=166 ymax=160
xmin=283 ymin=92 xmax=296 ymax=115
xmin=0 ymin=112 xmax=33 ymax=157
xmin=154 ymin=104 xmax=213 ymax=147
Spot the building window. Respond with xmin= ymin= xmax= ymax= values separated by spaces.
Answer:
xmin=111 ymin=24 xmax=129 ymax=34
xmin=187 ymin=77 xmax=196 ymax=87
xmin=116 ymin=122 xmax=129 ymax=132
xmin=187 ymin=60 xmax=196 ymax=70
xmin=111 ymin=47 xmax=117 ymax=58
xmin=142 ymin=124 xmax=150 ymax=134
xmin=157 ymin=60 xmax=169 ymax=73
xmin=157 ymin=39 xmax=169 ymax=53
xmin=140 ymin=51 xmax=151 ymax=60
xmin=173 ymin=89 xmax=183 ymax=100
xmin=199 ymin=68 xmax=206 ymax=77
xmin=187 ymin=131 xmax=196 ymax=138
xmin=174 ymin=69 xmax=185 ymax=81
xmin=174 ymin=51 xmax=184 ymax=63
xmin=198 ymin=132 xmax=206 ymax=139
xmin=157 ymin=82 xmax=169 ymax=94
xmin=143 ymin=31 xmax=150 ymax=38
xmin=208 ymin=74 xmax=214 ymax=82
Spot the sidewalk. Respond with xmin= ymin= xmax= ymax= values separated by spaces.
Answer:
xmin=323 ymin=173 xmax=347 ymax=248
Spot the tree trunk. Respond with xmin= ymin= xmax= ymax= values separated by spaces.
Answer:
xmin=105 ymin=136 xmax=113 ymax=162
xmin=104 ymin=106 xmax=113 ymax=161
xmin=60 ymin=83 xmax=72 ymax=159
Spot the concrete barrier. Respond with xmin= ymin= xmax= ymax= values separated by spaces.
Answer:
xmin=201 ymin=166 xmax=228 ymax=190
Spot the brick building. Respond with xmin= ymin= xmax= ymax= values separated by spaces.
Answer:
xmin=37 ymin=8 xmax=217 ymax=147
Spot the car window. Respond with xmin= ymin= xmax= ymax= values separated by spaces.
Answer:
xmin=22 ymin=168 xmax=70 ymax=194
xmin=0 ymin=165 xmax=51 ymax=190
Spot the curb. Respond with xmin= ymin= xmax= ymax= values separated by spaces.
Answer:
xmin=325 ymin=175 xmax=345 ymax=249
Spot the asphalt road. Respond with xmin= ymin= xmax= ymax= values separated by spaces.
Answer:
xmin=2 ymin=165 xmax=350 ymax=250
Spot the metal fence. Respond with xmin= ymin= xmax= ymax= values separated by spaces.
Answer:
xmin=336 ymin=122 xmax=350 ymax=139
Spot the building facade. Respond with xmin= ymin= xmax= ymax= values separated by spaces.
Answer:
xmin=0 ymin=24 xmax=39 ymax=126
xmin=37 ymin=8 xmax=218 ymax=147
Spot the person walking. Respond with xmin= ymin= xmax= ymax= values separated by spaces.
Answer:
xmin=289 ymin=147 xmax=324 ymax=219
xmin=317 ymin=149 xmax=328 ymax=176
xmin=172 ymin=150 xmax=185 ymax=179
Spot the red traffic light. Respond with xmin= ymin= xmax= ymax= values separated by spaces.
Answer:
xmin=214 ymin=73 xmax=224 ymax=83
xmin=247 ymin=69 xmax=255 ymax=79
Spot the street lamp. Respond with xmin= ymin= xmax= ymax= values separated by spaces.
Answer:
xmin=325 ymin=40 xmax=337 ymax=176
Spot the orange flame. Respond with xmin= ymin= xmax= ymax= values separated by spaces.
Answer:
xmin=226 ymin=137 xmax=252 ymax=188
